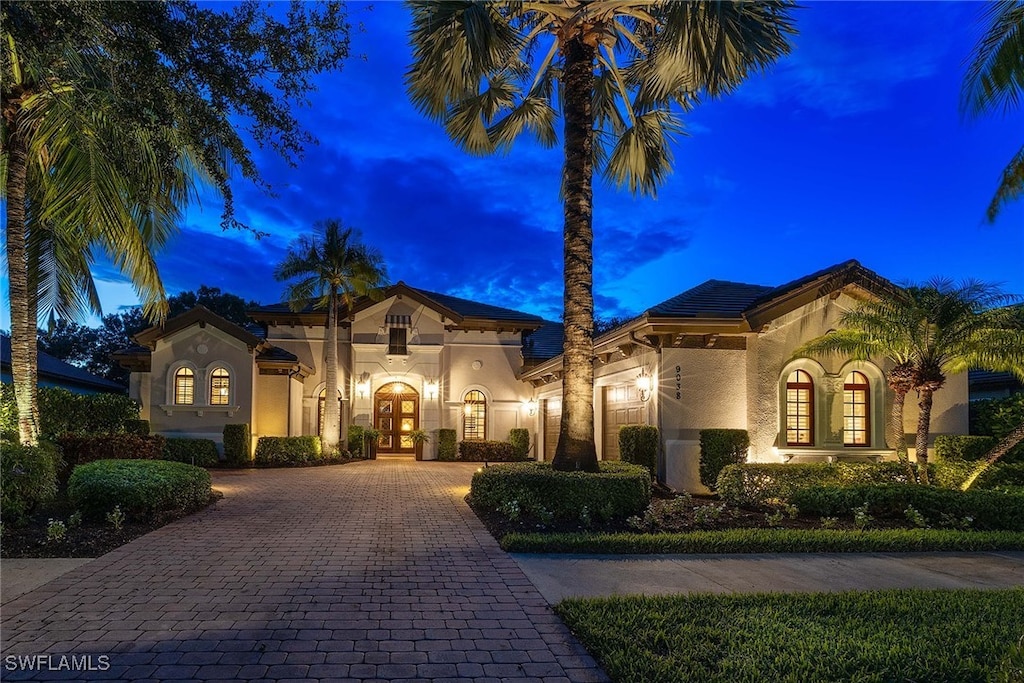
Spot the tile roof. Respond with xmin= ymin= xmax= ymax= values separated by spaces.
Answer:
xmin=256 ymin=346 xmax=299 ymax=363
xmin=523 ymin=321 xmax=564 ymax=361
xmin=646 ymin=280 xmax=774 ymax=318
xmin=1 ymin=334 xmax=126 ymax=393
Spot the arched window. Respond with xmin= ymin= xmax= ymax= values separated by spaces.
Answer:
xmin=318 ymin=387 xmax=342 ymax=436
xmin=463 ymin=390 xmax=486 ymax=441
xmin=785 ymin=370 xmax=814 ymax=446
xmin=209 ymin=368 xmax=231 ymax=406
xmin=843 ymin=371 xmax=870 ymax=446
xmin=174 ymin=367 xmax=195 ymax=405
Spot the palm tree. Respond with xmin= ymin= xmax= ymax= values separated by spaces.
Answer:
xmin=407 ymin=1 xmax=796 ymax=472
xmin=961 ymin=0 xmax=1024 ymax=221
xmin=3 ymin=32 xmax=196 ymax=445
xmin=801 ymin=282 xmax=1024 ymax=485
xmin=275 ymin=220 xmax=388 ymax=454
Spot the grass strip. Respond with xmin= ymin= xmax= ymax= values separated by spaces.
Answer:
xmin=555 ymin=588 xmax=1024 ymax=683
xmin=502 ymin=528 xmax=1024 ymax=554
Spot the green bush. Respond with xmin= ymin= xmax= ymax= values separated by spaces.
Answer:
xmin=459 ymin=439 xmax=524 ymax=462
xmin=347 ymin=425 xmax=365 ymax=457
xmin=123 ymin=419 xmax=150 ymax=436
xmin=790 ymin=484 xmax=1024 ymax=531
xmin=56 ymin=434 xmax=166 ymax=485
xmin=620 ymin=425 xmax=659 ymax=477
xmin=254 ymin=435 xmax=322 ymax=466
xmin=222 ymin=423 xmax=251 ymax=466
xmin=471 ymin=461 xmax=651 ymax=523
xmin=0 ymin=384 xmax=16 ymax=439
xmin=68 ymin=459 xmax=211 ymax=521
xmin=509 ymin=428 xmax=531 ymax=460
xmin=0 ymin=440 xmax=61 ymax=524
xmin=975 ymin=462 xmax=1024 ymax=490
xmin=438 ymin=429 xmax=457 ymax=461
xmin=36 ymin=388 xmax=139 ymax=438
xmin=699 ymin=429 xmax=749 ymax=490
xmin=716 ymin=462 xmax=918 ymax=508
xmin=971 ymin=394 xmax=1024 ymax=462
xmin=936 ymin=435 xmax=998 ymax=461
xmin=162 ymin=438 xmax=220 ymax=467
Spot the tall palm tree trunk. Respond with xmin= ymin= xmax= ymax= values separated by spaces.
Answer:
xmin=322 ymin=291 xmax=341 ymax=453
xmin=5 ymin=128 xmax=40 ymax=446
xmin=552 ymin=34 xmax=598 ymax=473
xmin=960 ymin=422 xmax=1024 ymax=491
xmin=914 ymin=387 xmax=936 ymax=485
xmin=887 ymin=362 xmax=917 ymax=481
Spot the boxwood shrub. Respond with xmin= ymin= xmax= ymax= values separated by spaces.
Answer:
xmin=471 ymin=461 xmax=651 ymax=523
xmin=56 ymin=433 xmax=166 ymax=486
xmin=699 ymin=429 xmax=749 ymax=490
xmin=716 ymin=462 xmax=917 ymax=508
xmin=620 ymin=425 xmax=658 ymax=477
xmin=68 ymin=459 xmax=211 ymax=521
xmin=438 ymin=429 xmax=457 ymax=461
xmin=1 ymin=385 xmax=139 ymax=439
xmin=459 ymin=439 xmax=524 ymax=462
xmin=509 ymin=428 xmax=531 ymax=460
xmin=1 ymin=440 xmax=61 ymax=524
xmin=222 ymin=423 xmax=251 ymax=466
xmin=975 ymin=462 xmax=1024 ymax=490
xmin=254 ymin=435 xmax=322 ymax=466
xmin=123 ymin=419 xmax=150 ymax=436
xmin=790 ymin=484 xmax=1024 ymax=531
xmin=347 ymin=425 xmax=365 ymax=457
xmin=162 ymin=438 xmax=220 ymax=467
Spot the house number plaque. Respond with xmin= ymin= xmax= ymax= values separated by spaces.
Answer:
xmin=675 ymin=365 xmax=682 ymax=399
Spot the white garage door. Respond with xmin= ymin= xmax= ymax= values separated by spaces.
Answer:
xmin=602 ymin=384 xmax=645 ymax=461
xmin=543 ymin=399 xmax=561 ymax=461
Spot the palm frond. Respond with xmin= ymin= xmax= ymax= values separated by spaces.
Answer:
xmin=603 ymin=109 xmax=683 ymax=196
xmin=961 ymin=0 xmax=1024 ymax=118
xmin=986 ymin=143 xmax=1024 ymax=222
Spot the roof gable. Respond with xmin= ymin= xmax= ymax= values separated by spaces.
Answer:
xmin=133 ymin=306 xmax=264 ymax=350
xmin=646 ymin=280 xmax=774 ymax=319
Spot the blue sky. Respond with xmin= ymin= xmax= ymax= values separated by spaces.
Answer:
xmin=2 ymin=0 xmax=1022 ymax=329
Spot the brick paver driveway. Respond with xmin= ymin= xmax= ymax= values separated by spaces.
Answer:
xmin=2 ymin=459 xmax=607 ymax=682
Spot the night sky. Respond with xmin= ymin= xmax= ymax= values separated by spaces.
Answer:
xmin=2 ymin=1 xmax=1022 ymax=330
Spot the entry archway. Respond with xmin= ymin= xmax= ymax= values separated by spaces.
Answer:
xmin=374 ymin=381 xmax=419 ymax=454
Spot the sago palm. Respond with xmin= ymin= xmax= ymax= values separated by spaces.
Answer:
xmin=961 ymin=0 xmax=1024 ymax=221
xmin=406 ymin=0 xmax=797 ymax=472
xmin=275 ymin=220 xmax=388 ymax=454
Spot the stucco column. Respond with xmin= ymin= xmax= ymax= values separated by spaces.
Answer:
xmin=821 ymin=374 xmax=844 ymax=448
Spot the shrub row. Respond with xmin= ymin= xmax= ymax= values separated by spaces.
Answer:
xmin=0 ymin=440 xmax=61 ymax=524
xmin=620 ymin=425 xmax=658 ymax=476
xmin=0 ymin=385 xmax=139 ymax=440
xmin=935 ymin=435 xmax=998 ymax=461
xmin=68 ymin=459 xmax=211 ymax=521
xmin=699 ymin=429 xmax=749 ymax=490
xmin=501 ymin=528 xmax=1024 ymax=554
xmin=56 ymin=434 xmax=166 ymax=485
xmin=438 ymin=429 xmax=457 ymax=461
xmin=790 ymin=485 xmax=1024 ymax=531
xmin=471 ymin=461 xmax=651 ymax=524
xmin=162 ymin=438 xmax=220 ymax=467
xmin=254 ymin=436 xmax=322 ymax=466
xmin=716 ymin=462 xmax=917 ymax=508
xmin=458 ymin=440 xmax=523 ymax=462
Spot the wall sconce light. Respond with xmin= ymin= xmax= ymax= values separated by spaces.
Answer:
xmin=636 ymin=369 xmax=653 ymax=402
xmin=523 ymin=398 xmax=538 ymax=416
xmin=464 ymin=403 xmax=473 ymax=416
xmin=355 ymin=373 xmax=370 ymax=399
xmin=425 ymin=379 xmax=439 ymax=400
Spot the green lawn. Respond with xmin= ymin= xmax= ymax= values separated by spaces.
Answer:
xmin=503 ymin=528 xmax=1024 ymax=554
xmin=555 ymin=588 xmax=1024 ymax=683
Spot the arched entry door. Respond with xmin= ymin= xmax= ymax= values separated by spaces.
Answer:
xmin=374 ymin=381 xmax=419 ymax=454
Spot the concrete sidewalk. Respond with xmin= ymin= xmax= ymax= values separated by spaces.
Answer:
xmin=513 ymin=550 xmax=1024 ymax=603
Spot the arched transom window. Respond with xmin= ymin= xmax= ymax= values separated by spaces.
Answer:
xmin=785 ymin=370 xmax=814 ymax=446
xmin=463 ymin=390 xmax=486 ymax=441
xmin=843 ymin=371 xmax=870 ymax=446
xmin=174 ymin=367 xmax=195 ymax=405
xmin=210 ymin=368 xmax=231 ymax=406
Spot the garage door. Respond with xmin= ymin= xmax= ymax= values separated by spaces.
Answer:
xmin=543 ymin=399 xmax=561 ymax=461
xmin=602 ymin=385 xmax=645 ymax=461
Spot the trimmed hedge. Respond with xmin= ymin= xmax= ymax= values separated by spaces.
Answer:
xmin=56 ymin=434 xmax=166 ymax=485
xmin=717 ymin=462 xmax=918 ymax=508
xmin=123 ymin=419 xmax=150 ymax=436
xmin=68 ymin=459 xmax=211 ymax=521
xmin=790 ymin=484 xmax=1024 ymax=531
xmin=222 ymin=424 xmax=251 ymax=466
xmin=501 ymin=529 xmax=1024 ymax=554
xmin=459 ymin=440 xmax=524 ymax=462
xmin=620 ymin=425 xmax=658 ymax=476
xmin=936 ymin=435 xmax=998 ymax=461
xmin=254 ymin=436 xmax=322 ymax=466
xmin=347 ymin=425 xmax=365 ymax=457
xmin=438 ymin=429 xmax=457 ymax=461
xmin=471 ymin=461 xmax=651 ymax=524
xmin=0 ymin=440 xmax=61 ymax=524
xmin=699 ymin=429 xmax=749 ymax=490
xmin=2 ymin=385 xmax=141 ymax=439
xmin=509 ymin=428 xmax=530 ymax=460
xmin=162 ymin=438 xmax=220 ymax=467
xmin=975 ymin=462 xmax=1024 ymax=490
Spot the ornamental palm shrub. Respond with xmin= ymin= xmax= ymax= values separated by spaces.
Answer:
xmin=407 ymin=1 xmax=796 ymax=471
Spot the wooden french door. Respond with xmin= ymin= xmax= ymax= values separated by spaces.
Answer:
xmin=374 ymin=382 xmax=419 ymax=454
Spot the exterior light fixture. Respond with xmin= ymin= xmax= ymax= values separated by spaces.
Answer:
xmin=356 ymin=373 xmax=371 ymax=399
xmin=425 ymin=379 xmax=439 ymax=400
xmin=464 ymin=403 xmax=473 ymax=416
xmin=523 ymin=398 xmax=538 ymax=416
xmin=636 ymin=369 xmax=653 ymax=402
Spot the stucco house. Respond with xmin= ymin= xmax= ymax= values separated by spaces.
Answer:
xmin=115 ymin=260 xmax=968 ymax=491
